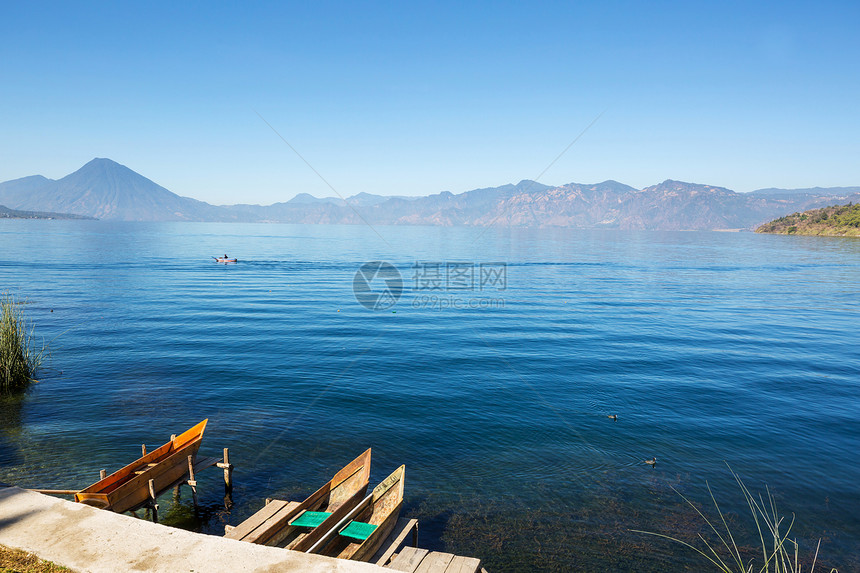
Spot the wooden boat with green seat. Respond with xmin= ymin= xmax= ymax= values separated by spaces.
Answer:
xmin=224 ymin=448 xmax=371 ymax=550
xmin=308 ymin=464 xmax=405 ymax=561
xmin=74 ymin=419 xmax=208 ymax=513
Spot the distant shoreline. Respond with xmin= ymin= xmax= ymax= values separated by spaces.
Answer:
xmin=756 ymin=203 xmax=860 ymax=237
xmin=0 ymin=205 xmax=96 ymax=221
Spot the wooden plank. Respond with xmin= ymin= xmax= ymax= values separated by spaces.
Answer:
xmin=387 ymin=547 xmax=429 ymax=572
xmin=444 ymin=555 xmax=482 ymax=573
xmin=414 ymin=552 xmax=454 ymax=573
xmin=251 ymin=500 xmax=305 ymax=546
xmin=189 ymin=456 xmax=222 ymax=472
xmin=373 ymin=517 xmax=418 ymax=566
xmin=228 ymin=500 xmax=297 ymax=542
xmin=134 ymin=463 xmax=159 ymax=475
xmin=224 ymin=499 xmax=290 ymax=540
xmin=29 ymin=489 xmax=78 ymax=495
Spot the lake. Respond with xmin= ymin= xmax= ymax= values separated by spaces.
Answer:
xmin=1 ymin=220 xmax=858 ymax=571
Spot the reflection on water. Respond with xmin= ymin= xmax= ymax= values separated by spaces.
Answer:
xmin=0 ymin=395 xmax=26 ymax=469
xmin=0 ymin=221 xmax=858 ymax=571
xmin=150 ymin=492 xmax=233 ymax=534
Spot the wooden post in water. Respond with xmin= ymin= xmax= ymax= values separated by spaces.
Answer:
xmin=187 ymin=455 xmax=198 ymax=507
xmin=170 ymin=433 xmax=181 ymax=501
xmin=224 ymin=448 xmax=231 ymax=488
xmin=148 ymin=479 xmax=158 ymax=523
xmin=99 ymin=469 xmax=106 ymax=480
xmin=141 ymin=444 xmax=147 ymax=456
xmin=216 ymin=447 xmax=233 ymax=491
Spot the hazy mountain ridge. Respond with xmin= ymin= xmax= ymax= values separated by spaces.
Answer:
xmin=2 ymin=158 xmax=859 ymax=229
xmin=0 ymin=159 xmax=257 ymax=222
xmin=751 ymin=186 xmax=860 ymax=197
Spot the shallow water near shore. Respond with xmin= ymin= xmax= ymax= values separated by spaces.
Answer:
xmin=1 ymin=220 xmax=858 ymax=571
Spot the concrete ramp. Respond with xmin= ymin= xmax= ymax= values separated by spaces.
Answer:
xmin=0 ymin=487 xmax=388 ymax=572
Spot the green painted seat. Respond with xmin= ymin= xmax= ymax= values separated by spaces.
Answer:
xmin=289 ymin=510 xmax=332 ymax=528
xmin=339 ymin=520 xmax=378 ymax=541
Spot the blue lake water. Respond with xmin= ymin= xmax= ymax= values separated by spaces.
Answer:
xmin=1 ymin=221 xmax=858 ymax=571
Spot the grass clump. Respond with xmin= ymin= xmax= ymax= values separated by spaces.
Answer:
xmin=0 ymin=293 xmax=45 ymax=394
xmin=633 ymin=466 xmax=838 ymax=573
xmin=0 ymin=545 xmax=74 ymax=573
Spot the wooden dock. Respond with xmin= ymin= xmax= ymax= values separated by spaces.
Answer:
xmin=371 ymin=517 xmax=484 ymax=572
xmin=227 ymin=502 xmax=485 ymax=572
xmin=384 ymin=547 xmax=484 ymax=573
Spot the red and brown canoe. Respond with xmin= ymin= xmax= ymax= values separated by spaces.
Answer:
xmin=74 ymin=419 xmax=208 ymax=513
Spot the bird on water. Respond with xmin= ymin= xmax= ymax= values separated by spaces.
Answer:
xmin=644 ymin=457 xmax=657 ymax=466
xmin=607 ymin=414 xmax=617 ymax=421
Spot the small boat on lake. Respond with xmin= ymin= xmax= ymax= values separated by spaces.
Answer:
xmin=309 ymin=464 xmax=405 ymax=561
xmin=214 ymin=256 xmax=238 ymax=263
xmin=74 ymin=419 xmax=208 ymax=513
xmin=225 ymin=448 xmax=372 ymax=549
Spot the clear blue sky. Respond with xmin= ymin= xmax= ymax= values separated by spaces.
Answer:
xmin=1 ymin=1 xmax=858 ymax=204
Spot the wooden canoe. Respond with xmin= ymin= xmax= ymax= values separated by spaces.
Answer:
xmin=74 ymin=419 xmax=208 ymax=513
xmin=224 ymin=448 xmax=372 ymax=549
xmin=310 ymin=464 xmax=405 ymax=561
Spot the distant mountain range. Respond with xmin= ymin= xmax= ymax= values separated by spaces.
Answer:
xmin=0 ymin=159 xmax=253 ymax=222
xmin=1 ymin=158 xmax=858 ymax=230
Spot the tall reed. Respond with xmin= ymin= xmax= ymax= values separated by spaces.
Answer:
xmin=0 ymin=293 xmax=45 ymax=394
xmin=633 ymin=466 xmax=838 ymax=573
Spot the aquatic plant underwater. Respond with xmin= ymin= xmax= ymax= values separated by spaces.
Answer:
xmin=634 ymin=466 xmax=839 ymax=573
